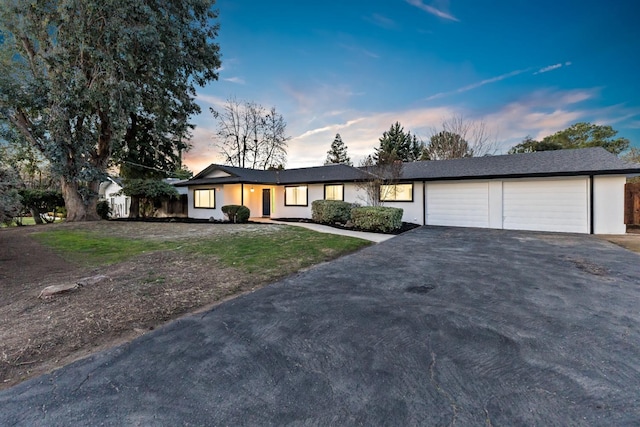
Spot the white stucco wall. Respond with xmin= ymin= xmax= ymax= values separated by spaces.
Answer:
xmin=187 ymin=184 xmax=227 ymax=220
xmin=383 ymin=181 xmax=424 ymax=224
xmin=593 ymin=175 xmax=626 ymax=234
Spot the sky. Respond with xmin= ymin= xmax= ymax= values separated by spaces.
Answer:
xmin=183 ymin=0 xmax=640 ymax=173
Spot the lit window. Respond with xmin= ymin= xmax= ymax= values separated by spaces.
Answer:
xmin=194 ymin=189 xmax=215 ymax=208
xmin=285 ymin=185 xmax=308 ymax=206
xmin=380 ymin=183 xmax=413 ymax=202
xmin=324 ymin=184 xmax=344 ymax=201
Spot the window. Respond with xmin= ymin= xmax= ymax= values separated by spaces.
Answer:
xmin=324 ymin=184 xmax=344 ymax=201
xmin=285 ymin=185 xmax=308 ymax=206
xmin=194 ymin=188 xmax=216 ymax=208
xmin=380 ymin=183 xmax=413 ymax=202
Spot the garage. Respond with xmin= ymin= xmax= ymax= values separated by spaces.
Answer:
xmin=502 ymin=178 xmax=589 ymax=233
xmin=426 ymin=182 xmax=490 ymax=228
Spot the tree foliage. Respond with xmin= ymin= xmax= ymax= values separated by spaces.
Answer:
xmin=18 ymin=188 xmax=64 ymax=224
xmin=424 ymin=131 xmax=473 ymax=160
xmin=375 ymin=122 xmax=423 ymax=164
xmin=212 ymin=98 xmax=289 ymax=170
xmin=0 ymin=149 xmax=22 ymax=225
xmin=509 ymin=123 xmax=630 ymax=155
xmin=0 ymin=0 xmax=221 ymax=221
xmin=424 ymin=115 xmax=496 ymax=160
xmin=325 ymin=133 xmax=352 ymax=165
xmin=119 ymin=179 xmax=178 ymax=218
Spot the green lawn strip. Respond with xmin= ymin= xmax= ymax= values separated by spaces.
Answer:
xmin=182 ymin=226 xmax=371 ymax=274
xmin=30 ymin=226 xmax=371 ymax=271
xmin=30 ymin=230 xmax=177 ymax=266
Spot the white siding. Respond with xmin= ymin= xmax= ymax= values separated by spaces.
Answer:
xmin=426 ymin=182 xmax=490 ymax=227
xmin=503 ymin=178 xmax=589 ymax=233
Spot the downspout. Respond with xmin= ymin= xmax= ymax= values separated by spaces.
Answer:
xmin=589 ymin=175 xmax=595 ymax=234
xmin=241 ymin=183 xmax=244 ymax=206
xmin=422 ymin=180 xmax=426 ymax=226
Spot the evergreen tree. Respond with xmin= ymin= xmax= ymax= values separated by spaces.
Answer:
xmin=325 ymin=134 xmax=352 ymax=165
xmin=374 ymin=122 xmax=423 ymax=164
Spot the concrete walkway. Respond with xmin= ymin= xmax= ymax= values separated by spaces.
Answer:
xmin=2 ymin=227 xmax=640 ymax=425
xmin=251 ymin=217 xmax=394 ymax=243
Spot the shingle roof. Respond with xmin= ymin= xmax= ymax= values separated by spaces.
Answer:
xmin=175 ymin=164 xmax=278 ymax=186
xmin=277 ymin=164 xmax=371 ymax=184
xmin=178 ymin=148 xmax=640 ymax=187
xmin=399 ymin=147 xmax=640 ymax=181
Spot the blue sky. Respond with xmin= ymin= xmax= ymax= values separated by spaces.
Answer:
xmin=184 ymin=0 xmax=640 ymax=172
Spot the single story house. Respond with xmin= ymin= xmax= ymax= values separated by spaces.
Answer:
xmin=99 ymin=177 xmax=188 ymax=218
xmin=176 ymin=147 xmax=640 ymax=235
xmin=99 ymin=177 xmax=131 ymax=218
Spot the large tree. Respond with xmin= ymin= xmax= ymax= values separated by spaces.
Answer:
xmin=509 ymin=123 xmax=630 ymax=155
xmin=424 ymin=131 xmax=473 ymax=160
xmin=0 ymin=0 xmax=221 ymax=221
xmin=375 ymin=122 xmax=424 ymax=164
xmin=423 ymin=115 xmax=496 ymax=160
xmin=325 ymin=133 xmax=352 ymax=165
xmin=212 ymin=98 xmax=289 ymax=170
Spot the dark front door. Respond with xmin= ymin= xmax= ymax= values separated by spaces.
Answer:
xmin=262 ymin=189 xmax=271 ymax=216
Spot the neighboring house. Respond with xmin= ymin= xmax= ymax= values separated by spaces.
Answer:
xmin=99 ymin=177 xmax=131 ymax=218
xmin=99 ymin=177 xmax=188 ymax=218
xmin=176 ymin=147 xmax=640 ymax=235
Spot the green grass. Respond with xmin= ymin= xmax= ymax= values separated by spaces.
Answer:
xmin=183 ymin=227 xmax=369 ymax=274
xmin=30 ymin=226 xmax=371 ymax=271
xmin=31 ymin=230 xmax=178 ymax=266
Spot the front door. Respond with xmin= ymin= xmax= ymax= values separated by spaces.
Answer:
xmin=262 ymin=189 xmax=271 ymax=216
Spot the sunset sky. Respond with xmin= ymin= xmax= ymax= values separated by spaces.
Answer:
xmin=184 ymin=0 xmax=640 ymax=173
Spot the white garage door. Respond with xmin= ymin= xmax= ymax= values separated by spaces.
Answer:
xmin=426 ymin=182 xmax=490 ymax=227
xmin=503 ymin=178 xmax=588 ymax=233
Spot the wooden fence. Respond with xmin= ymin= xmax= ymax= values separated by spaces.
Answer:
xmin=625 ymin=183 xmax=640 ymax=225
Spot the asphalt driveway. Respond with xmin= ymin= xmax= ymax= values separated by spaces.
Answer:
xmin=2 ymin=226 xmax=640 ymax=426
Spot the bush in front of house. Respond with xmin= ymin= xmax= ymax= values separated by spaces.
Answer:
xmin=221 ymin=205 xmax=250 ymax=223
xmin=351 ymin=206 xmax=403 ymax=232
xmin=96 ymin=200 xmax=111 ymax=220
xmin=311 ymin=200 xmax=353 ymax=224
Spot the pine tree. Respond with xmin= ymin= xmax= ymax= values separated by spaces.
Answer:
xmin=325 ymin=134 xmax=352 ymax=165
xmin=375 ymin=122 xmax=424 ymax=164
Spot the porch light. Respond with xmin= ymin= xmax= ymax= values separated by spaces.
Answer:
xmin=250 ymin=186 xmax=254 ymax=192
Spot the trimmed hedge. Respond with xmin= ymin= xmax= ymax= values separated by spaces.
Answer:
xmin=351 ymin=206 xmax=403 ymax=232
xmin=311 ymin=200 xmax=353 ymax=224
xmin=221 ymin=205 xmax=250 ymax=223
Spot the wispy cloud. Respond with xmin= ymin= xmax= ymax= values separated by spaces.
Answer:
xmin=222 ymin=77 xmax=246 ymax=84
xmin=365 ymin=13 xmax=396 ymax=29
xmin=534 ymin=61 xmax=572 ymax=75
xmin=338 ymin=43 xmax=380 ymax=59
xmin=405 ymin=0 xmax=459 ymax=22
xmin=426 ymin=68 xmax=529 ymax=101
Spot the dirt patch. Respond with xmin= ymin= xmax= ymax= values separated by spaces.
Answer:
xmin=600 ymin=233 xmax=640 ymax=254
xmin=0 ymin=221 xmax=287 ymax=390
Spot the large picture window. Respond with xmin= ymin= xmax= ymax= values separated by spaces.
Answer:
xmin=285 ymin=185 xmax=308 ymax=206
xmin=324 ymin=184 xmax=344 ymax=201
xmin=194 ymin=188 xmax=216 ymax=208
xmin=380 ymin=183 xmax=413 ymax=202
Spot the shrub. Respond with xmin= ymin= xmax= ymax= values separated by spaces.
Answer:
xmin=96 ymin=200 xmax=111 ymax=219
xmin=351 ymin=206 xmax=403 ymax=232
xmin=311 ymin=200 xmax=353 ymax=224
xmin=221 ymin=205 xmax=250 ymax=223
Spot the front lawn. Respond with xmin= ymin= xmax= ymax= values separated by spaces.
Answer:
xmin=0 ymin=222 xmax=370 ymax=390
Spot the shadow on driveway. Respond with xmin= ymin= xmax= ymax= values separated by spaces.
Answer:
xmin=2 ymin=226 xmax=640 ymax=425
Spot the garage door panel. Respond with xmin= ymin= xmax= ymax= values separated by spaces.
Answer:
xmin=426 ymin=182 xmax=489 ymax=227
xmin=503 ymin=179 xmax=588 ymax=233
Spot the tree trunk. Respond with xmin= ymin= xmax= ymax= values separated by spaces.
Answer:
xmin=129 ymin=196 xmax=140 ymax=218
xmin=61 ymin=178 xmax=101 ymax=221
xmin=30 ymin=208 xmax=44 ymax=225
